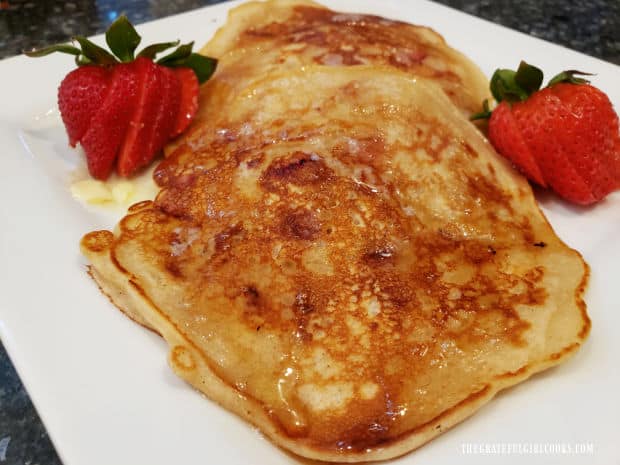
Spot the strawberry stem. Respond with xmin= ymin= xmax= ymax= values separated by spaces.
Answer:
xmin=490 ymin=61 xmax=543 ymax=103
xmin=73 ymin=36 xmax=118 ymax=65
xmin=474 ymin=61 xmax=596 ymax=121
xmin=157 ymin=42 xmax=195 ymax=65
xmin=106 ymin=15 xmax=141 ymax=62
xmin=25 ymin=15 xmax=217 ymax=84
xmin=548 ymin=70 xmax=593 ymax=86
xmin=514 ymin=61 xmax=543 ymax=95
xmin=470 ymin=99 xmax=493 ymax=121
xmin=137 ymin=41 xmax=180 ymax=59
xmin=24 ymin=43 xmax=81 ymax=57
xmin=157 ymin=41 xmax=217 ymax=84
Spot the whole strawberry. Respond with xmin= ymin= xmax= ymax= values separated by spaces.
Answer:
xmin=26 ymin=17 xmax=217 ymax=180
xmin=473 ymin=61 xmax=620 ymax=205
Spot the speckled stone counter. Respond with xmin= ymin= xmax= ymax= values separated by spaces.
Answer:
xmin=0 ymin=1 xmax=618 ymax=464
xmin=1 ymin=0 xmax=619 ymax=62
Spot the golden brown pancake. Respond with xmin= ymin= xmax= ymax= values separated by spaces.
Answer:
xmin=206 ymin=0 xmax=489 ymax=112
xmin=82 ymin=66 xmax=589 ymax=462
xmin=165 ymin=0 xmax=489 ymax=157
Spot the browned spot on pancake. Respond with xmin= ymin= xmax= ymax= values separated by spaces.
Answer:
xmin=315 ymin=51 xmax=363 ymax=66
xmin=261 ymin=152 xmax=332 ymax=193
xmin=170 ymin=345 xmax=196 ymax=371
xmin=524 ymin=266 xmax=544 ymax=283
xmin=330 ymin=135 xmax=386 ymax=171
xmin=153 ymin=163 xmax=171 ymax=187
xmin=462 ymin=241 xmax=497 ymax=264
xmin=294 ymin=290 xmax=314 ymax=314
xmin=156 ymin=189 xmax=197 ymax=220
xmin=280 ymin=208 xmax=321 ymax=240
xmin=165 ymin=259 xmax=183 ymax=278
xmin=215 ymin=223 xmax=244 ymax=253
xmin=388 ymin=48 xmax=427 ymax=68
xmin=380 ymin=276 xmax=417 ymax=308
xmin=243 ymin=285 xmax=261 ymax=306
xmin=246 ymin=153 xmax=265 ymax=168
xmin=463 ymin=141 xmax=479 ymax=159
xmin=466 ymin=174 xmax=514 ymax=212
xmin=364 ymin=243 xmax=396 ymax=263
xmin=520 ymin=218 xmax=536 ymax=243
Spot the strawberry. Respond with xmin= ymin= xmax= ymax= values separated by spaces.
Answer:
xmin=487 ymin=101 xmax=546 ymax=187
xmin=81 ymin=62 xmax=141 ymax=180
xmin=473 ymin=61 xmax=620 ymax=205
xmin=171 ymin=67 xmax=199 ymax=137
xmin=57 ymin=66 xmax=110 ymax=147
xmin=118 ymin=62 xmax=184 ymax=176
xmin=26 ymin=16 xmax=217 ymax=180
xmin=117 ymin=58 xmax=164 ymax=177
xmin=147 ymin=67 xmax=182 ymax=162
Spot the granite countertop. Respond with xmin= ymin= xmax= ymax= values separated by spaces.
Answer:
xmin=0 ymin=1 xmax=618 ymax=464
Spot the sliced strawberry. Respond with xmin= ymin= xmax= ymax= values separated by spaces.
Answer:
xmin=28 ymin=16 xmax=217 ymax=180
xmin=80 ymin=62 xmax=140 ymax=180
xmin=146 ymin=66 xmax=181 ymax=162
xmin=170 ymin=67 xmax=199 ymax=138
xmin=533 ymin=149 xmax=595 ymax=205
xmin=511 ymin=90 xmax=595 ymax=204
xmin=488 ymin=102 xmax=546 ymax=186
xmin=58 ymin=66 xmax=110 ymax=147
xmin=550 ymin=83 xmax=620 ymax=199
xmin=117 ymin=57 xmax=164 ymax=177
xmin=483 ymin=62 xmax=620 ymax=205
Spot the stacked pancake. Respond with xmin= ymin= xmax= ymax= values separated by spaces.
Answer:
xmin=81 ymin=1 xmax=590 ymax=462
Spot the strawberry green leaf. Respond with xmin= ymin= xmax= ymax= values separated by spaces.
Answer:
xmin=24 ymin=43 xmax=81 ymax=57
xmin=73 ymin=36 xmax=118 ymax=65
xmin=106 ymin=15 xmax=141 ymax=62
xmin=137 ymin=41 xmax=180 ymax=59
xmin=490 ymin=69 xmax=529 ymax=103
xmin=514 ymin=61 xmax=543 ymax=95
xmin=548 ymin=70 xmax=593 ymax=86
xmin=470 ymin=99 xmax=493 ymax=121
xmin=157 ymin=42 xmax=194 ymax=65
xmin=180 ymin=53 xmax=218 ymax=84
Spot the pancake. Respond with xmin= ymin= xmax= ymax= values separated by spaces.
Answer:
xmin=205 ymin=0 xmax=490 ymax=113
xmin=82 ymin=65 xmax=589 ymax=462
xmin=164 ymin=0 xmax=489 ymax=156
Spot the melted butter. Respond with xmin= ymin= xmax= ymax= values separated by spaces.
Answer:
xmin=70 ymin=164 xmax=158 ymax=209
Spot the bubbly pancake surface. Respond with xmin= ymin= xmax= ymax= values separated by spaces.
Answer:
xmin=82 ymin=66 xmax=589 ymax=462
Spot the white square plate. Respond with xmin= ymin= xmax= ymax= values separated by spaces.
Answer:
xmin=1 ymin=1 xmax=619 ymax=464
